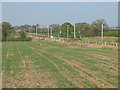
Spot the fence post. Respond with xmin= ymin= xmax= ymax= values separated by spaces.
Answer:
xmin=96 ymin=42 xmax=97 ymax=45
xmin=105 ymin=42 xmax=106 ymax=45
xmin=116 ymin=43 xmax=118 ymax=47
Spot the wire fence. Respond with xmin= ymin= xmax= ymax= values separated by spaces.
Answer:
xmin=53 ymin=38 xmax=118 ymax=47
xmin=79 ymin=41 xmax=118 ymax=47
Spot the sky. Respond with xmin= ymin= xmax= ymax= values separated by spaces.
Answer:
xmin=2 ymin=2 xmax=118 ymax=27
xmin=1 ymin=0 xmax=119 ymax=2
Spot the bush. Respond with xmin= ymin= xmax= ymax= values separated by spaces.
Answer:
xmin=104 ymin=31 xmax=118 ymax=37
xmin=19 ymin=31 xmax=26 ymax=40
xmin=24 ymin=37 xmax=32 ymax=41
xmin=6 ymin=34 xmax=16 ymax=41
xmin=2 ymin=32 xmax=32 ymax=42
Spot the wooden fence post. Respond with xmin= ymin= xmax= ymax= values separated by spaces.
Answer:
xmin=96 ymin=42 xmax=97 ymax=45
xmin=105 ymin=42 xmax=106 ymax=45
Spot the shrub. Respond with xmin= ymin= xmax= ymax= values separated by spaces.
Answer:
xmin=24 ymin=37 xmax=32 ymax=41
xmin=104 ymin=31 xmax=118 ymax=37
xmin=19 ymin=31 xmax=26 ymax=40
xmin=6 ymin=34 xmax=16 ymax=41
xmin=2 ymin=32 xmax=32 ymax=42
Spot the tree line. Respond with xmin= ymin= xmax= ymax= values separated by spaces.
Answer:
xmin=1 ymin=19 xmax=118 ymax=41
xmin=1 ymin=22 xmax=32 ymax=41
xmin=14 ymin=19 xmax=117 ymax=38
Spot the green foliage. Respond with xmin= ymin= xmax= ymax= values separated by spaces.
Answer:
xmin=86 ymin=19 xmax=108 ymax=37
xmin=2 ymin=23 xmax=32 ymax=41
xmin=49 ymin=24 xmax=60 ymax=33
xmin=19 ymin=31 xmax=26 ymax=41
xmin=2 ymin=22 xmax=12 ymax=40
xmin=18 ymin=31 xmax=32 ymax=41
xmin=6 ymin=34 xmax=16 ymax=41
xmin=24 ymin=37 xmax=32 ymax=41
xmin=60 ymin=22 xmax=73 ymax=38
xmin=104 ymin=30 xmax=118 ymax=37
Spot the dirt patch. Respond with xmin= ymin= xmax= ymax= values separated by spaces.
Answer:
xmin=41 ymin=50 xmax=48 ymax=54
xmin=22 ymin=59 xmax=26 ymax=68
xmin=10 ymin=70 xmax=13 ymax=74
xmin=10 ymin=53 xmax=14 ymax=56
xmin=6 ymin=49 xmax=9 ymax=59
xmin=40 ymin=43 xmax=42 ymax=46
xmin=49 ymin=46 xmax=57 ymax=48
xmin=25 ymin=56 xmax=31 ymax=68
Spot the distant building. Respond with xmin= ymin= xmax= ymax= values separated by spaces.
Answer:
xmin=109 ymin=27 xmax=119 ymax=30
xmin=16 ymin=29 xmax=22 ymax=32
xmin=15 ymin=29 xmax=22 ymax=34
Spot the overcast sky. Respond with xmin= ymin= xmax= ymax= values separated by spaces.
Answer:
xmin=2 ymin=2 xmax=118 ymax=27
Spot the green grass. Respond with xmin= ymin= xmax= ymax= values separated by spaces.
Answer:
xmin=2 ymin=40 xmax=118 ymax=88
xmin=104 ymin=30 xmax=118 ymax=37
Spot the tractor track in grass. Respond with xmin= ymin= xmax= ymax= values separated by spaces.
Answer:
xmin=63 ymin=48 xmax=117 ymax=66
xmin=23 ymin=42 xmax=61 ymax=72
xmin=32 ymin=43 xmax=117 ymax=88
xmin=24 ymin=42 xmax=116 ymax=88
xmin=27 ymin=42 xmax=118 ymax=74
xmin=17 ymin=43 xmax=60 ymax=88
xmin=67 ymin=55 xmax=117 ymax=74
xmin=2 ymin=41 xmax=118 ymax=88
xmin=29 ymin=44 xmax=117 ymax=76
xmin=24 ymin=43 xmax=84 ymax=88
xmin=16 ymin=43 xmax=26 ymax=68
xmin=65 ymin=45 xmax=118 ymax=63
xmin=23 ymin=42 xmax=85 ymax=88
xmin=3 ymin=42 xmax=19 ymax=88
xmin=16 ymin=43 xmax=42 ymax=88
xmin=93 ymin=54 xmax=118 ymax=63
xmin=66 ymin=54 xmax=117 ymax=73
xmin=57 ymin=48 xmax=117 ymax=71
xmin=30 ymin=42 xmax=117 ymax=66
xmin=54 ymin=56 xmax=115 ymax=88
xmin=24 ymin=45 xmax=118 ymax=73
xmin=25 ymin=56 xmax=31 ymax=68
xmin=16 ymin=42 xmax=32 ymax=87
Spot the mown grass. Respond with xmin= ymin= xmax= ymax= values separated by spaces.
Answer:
xmin=2 ymin=40 xmax=118 ymax=88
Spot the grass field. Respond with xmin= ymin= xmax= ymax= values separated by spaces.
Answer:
xmin=2 ymin=40 xmax=118 ymax=88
